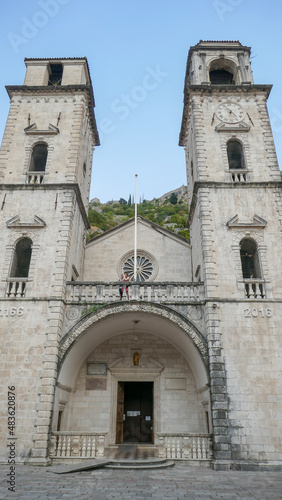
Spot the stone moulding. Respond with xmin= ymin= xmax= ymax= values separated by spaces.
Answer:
xmin=24 ymin=122 xmax=60 ymax=135
xmin=227 ymin=214 xmax=267 ymax=228
xmin=6 ymin=85 xmax=100 ymax=146
xmin=6 ymin=214 xmax=46 ymax=228
xmin=58 ymin=301 xmax=208 ymax=368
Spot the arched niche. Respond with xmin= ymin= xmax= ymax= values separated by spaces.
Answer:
xmin=209 ymin=58 xmax=238 ymax=85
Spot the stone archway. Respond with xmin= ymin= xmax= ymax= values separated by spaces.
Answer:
xmin=58 ymin=301 xmax=208 ymax=388
xmin=50 ymin=302 xmax=212 ymax=462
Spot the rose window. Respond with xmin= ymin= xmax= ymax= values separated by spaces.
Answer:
xmin=118 ymin=250 xmax=158 ymax=282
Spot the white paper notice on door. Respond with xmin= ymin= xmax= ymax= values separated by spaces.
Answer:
xmin=127 ymin=411 xmax=140 ymax=417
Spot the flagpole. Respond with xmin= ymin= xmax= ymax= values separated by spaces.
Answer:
xmin=134 ymin=174 xmax=138 ymax=281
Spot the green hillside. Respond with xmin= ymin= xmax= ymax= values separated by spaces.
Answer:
xmin=88 ymin=187 xmax=189 ymax=240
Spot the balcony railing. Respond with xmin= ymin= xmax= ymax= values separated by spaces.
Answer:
xmin=6 ymin=278 xmax=28 ymax=298
xmin=66 ymin=281 xmax=205 ymax=304
xmin=49 ymin=432 xmax=107 ymax=460
xmin=4 ymin=279 xmax=267 ymax=301
xmin=157 ymin=433 xmax=212 ymax=461
xmin=230 ymin=169 xmax=248 ymax=182
xmin=26 ymin=171 xmax=45 ymax=184
xmin=243 ymin=279 xmax=266 ymax=299
xmin=49 ymin=432 xmax=212 ymax=462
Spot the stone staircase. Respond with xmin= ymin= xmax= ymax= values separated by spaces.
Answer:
xmin=104 ymin=444 xmax=174 ymax=469
xmin=105 ymin=458 xmax=174 ymax=469
xmin=51 ymin=444 xmax=174 ymax=473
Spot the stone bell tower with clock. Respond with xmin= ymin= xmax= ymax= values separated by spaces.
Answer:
xmin=179 ymin=41 xmax=282 ymax=470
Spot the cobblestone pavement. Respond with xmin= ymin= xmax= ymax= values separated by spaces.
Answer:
xmin=1 ymin=464 xmax=282 ymax=500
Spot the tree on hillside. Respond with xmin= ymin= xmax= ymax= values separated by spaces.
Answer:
xmin=169 ymin=193 xmax=178 ymax=205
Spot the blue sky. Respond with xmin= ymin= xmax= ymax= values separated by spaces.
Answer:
xmin=0 ymin=0 xmax=282 ymax=202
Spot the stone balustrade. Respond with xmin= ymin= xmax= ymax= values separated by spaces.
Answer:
xmin=66 ymin=281 xmax=205 ymax=304
xmin=6 ymin=278 xmax=27 ymax=298
xmin=26 ymin=172 xmax=45 ymax=184
xmin=4 ymin=279 xmax=267 ymax=301
xmin=157 ymin=433 xmax=212 ymax=461
xmin=230 ymin=170 xmax=248 ymax=182
xmin=243 ymin=279 xmax=266 ymax=299
xmin=50 ymin=432 xmax=107 ymax=459
xmin=49 ymin=432 xmax=212 ymax=462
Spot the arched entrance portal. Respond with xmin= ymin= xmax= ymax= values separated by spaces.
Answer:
xmin=50 ymin=303 xmax=212 ymax=462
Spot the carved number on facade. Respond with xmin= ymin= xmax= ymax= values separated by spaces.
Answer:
xmin=244 ymin=307 xmax=272 ymax=318
xmin=0 ymin=307 xmax=24 ymax=317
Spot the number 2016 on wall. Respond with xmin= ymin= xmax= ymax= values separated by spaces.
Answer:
xmin=244 ymin=307 xmax=272 ymax=318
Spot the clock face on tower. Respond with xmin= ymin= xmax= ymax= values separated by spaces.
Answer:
xmin=216 ymin=102 xmax=245 ymax=123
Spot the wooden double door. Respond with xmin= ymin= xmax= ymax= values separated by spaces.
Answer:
xmin=116 ymin=382 xmax=153 ymax=444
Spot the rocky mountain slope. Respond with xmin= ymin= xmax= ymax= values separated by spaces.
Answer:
xmin=88 ymin=185 xmax=189 ymax=240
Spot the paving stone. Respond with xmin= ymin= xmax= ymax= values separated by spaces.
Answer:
xmin=1 ymin=464 xmax=282 ymax=499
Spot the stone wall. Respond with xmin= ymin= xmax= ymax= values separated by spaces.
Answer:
xmin=220 ymin=301 xmax=282 ymax=462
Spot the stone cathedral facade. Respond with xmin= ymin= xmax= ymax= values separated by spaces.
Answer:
xmin=0 ymin=41 xmax=281 ymax=471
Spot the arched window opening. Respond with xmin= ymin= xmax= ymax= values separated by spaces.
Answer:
xmin=10 ymin=238 xmax=32 ymax=278
xmin=48 ymin=63 xmax=63 ymax=86
xmin=227 ymin=141 xmax=245 ymax=170
xmin=209 ymin=69 xmax=234 ymax=85
xmin=29 ymin=144 xmax=48 ymax=172
xmin=240 ymin=239 xmax=261 ymax=279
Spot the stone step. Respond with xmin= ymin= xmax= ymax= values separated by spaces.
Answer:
xmin=50 ymin=457 xmax=174 ymax=474
xmin=106 ymin=444 xmax=159 ymax=460
xmin=105 ymin=458 xmax=175 ymax=470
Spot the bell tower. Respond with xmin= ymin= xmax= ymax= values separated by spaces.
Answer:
xmin=1 ymin=57 xmax=99 ymax=297
xmin=0 ymin=58 xmax=99 ymax=463
xmin=180 ymin=41 xmax=282 ymax=469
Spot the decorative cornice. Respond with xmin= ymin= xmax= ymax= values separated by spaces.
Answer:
xmin=6 ymin=85 xmax=99 ymax=146
xmin=179 ymin=85 xmax=272 ymax=146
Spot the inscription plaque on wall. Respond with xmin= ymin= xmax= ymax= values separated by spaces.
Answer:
xmin=165 ymin=378 xmax=186 ymax=390
xmin=86 ymin=378 xmax=107 ymax=391
xmin=87 ymin=362 xmax=107 ymax=376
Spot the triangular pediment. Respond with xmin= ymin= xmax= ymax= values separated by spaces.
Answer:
xmin=215 ymin=121 xmax=250 ymax=132
xmin=227 ymin=214 xmax=267 ymax=228
xmin=24 ymin=123 xmax=37 ymax=132
xmin=24 ymin=122 xmax=59 ymax=135
xmin=87 ymin=215 xmax=190 ymax=247
xmin=6 ymin=215 xmax=46 ymax=228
